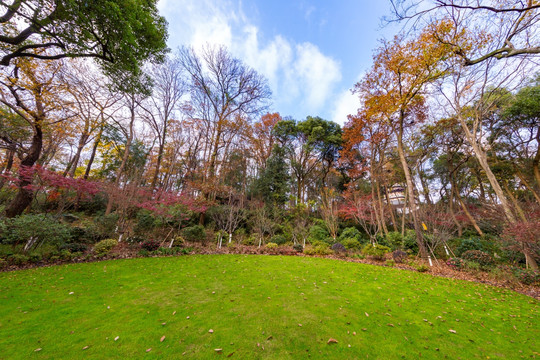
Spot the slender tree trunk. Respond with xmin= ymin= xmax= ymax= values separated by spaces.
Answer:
xmin=375 ymin=181 xmax=388 ymax=236
xmin=396 ymin=118 xmax=427 ymax=258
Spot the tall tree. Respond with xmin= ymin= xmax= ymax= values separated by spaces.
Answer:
xmin=0 ymin=0 xmax=168 ymax=80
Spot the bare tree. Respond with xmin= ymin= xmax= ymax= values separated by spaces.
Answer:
xmin=140 ymin=55 xmax=186 ymax=190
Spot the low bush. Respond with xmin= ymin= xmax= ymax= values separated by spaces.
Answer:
xmin=338 ymin=227 xmax=363 ymax=243
xmin=416 ymin=264 xmax=430 ymax=272
xmin=9 ymin=254 xmax=29 ymax=266
xmin=242 ymin=236 xmax=257 ymax=246
xmin=0 ymin=214 xmax=71 ymax=250
xmin=462 ymin=250 xmax=494 ymax=269
xmin=28 ymin=253 xmax=43 ymax=263
xmin=362 ymin=244 xmax=391 ymax=261
xmin=140 ymin=239 xmax=160 ymax=252
xmin=293 ymin=244 xmax=303 ymax=253
xmin=265 ymin=242 xmax=278 ymax=249
xmin=447 ymin=257 xmax=465 ymax=270
xmin=341 ymin=238 xmax=362 ymax=251
xmin=93 ymin=239 xmax=118 ymax=257
xmin=307 ymin=225 xmax=329 ymax=243
xmin=304 ymin=244 xmax=333 ymax=256
xmin=182 ymin=225 xmax=205 ymax=242
xmin=386 ymin=260 xmax=396 ymax=267
xmin=270 ymin=234 xmax=287 ymax=245
xmin=512 ymin=267 xmax=539 ymax=285
xmin=61 ymin=243 xmax=88 ymax=253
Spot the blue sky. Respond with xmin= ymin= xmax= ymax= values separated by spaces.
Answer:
xmin=157 ymin=0 xmax=400 ymax=125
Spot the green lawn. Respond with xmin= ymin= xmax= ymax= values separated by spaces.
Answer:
xmin=0 ymin=255 xmax=538 ymax=359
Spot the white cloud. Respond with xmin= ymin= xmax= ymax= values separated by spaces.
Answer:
xmin=158 ymin=0 xmax=342 ymax=118
xmin=331 ymin=88 xmax=359 ymax=126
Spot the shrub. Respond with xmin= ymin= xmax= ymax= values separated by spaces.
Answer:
xmin=182 ymin=225 xmax=205 ymax=242
xmin=135 ymin=211 xmax=156 ymax=233
xmin=304 ymin=244 xmax=333 ymax=256
xmin=270 ymin=234 xmax=287 ymax=245
xmin=455 ymin=238 xmax=485 ymax=256
xmin=386 ymin=231 xmax=403 ymax=249
xmin=28 ymin=253 xmax=43 ymax=263
xmin=59 ymin=249 xmax=73 ymax=261
xmin=140 ymin=239 xmax=160 ymax=252
xmin=61 ymin=243 xmax=88 ymax=253
xmin=386 ymin=260 xmax=396 ymax=267
xmin=242 ymin=236 xmax=257 ymax=246
xmin=307 ymin=225 xmax=329 ymax=243
xmin=512 ymin=268 xmax=540 ymax=285
xmin=392 ymin=250 xmax=408 ymax=263
xmin=462 ymin=250 xmax=494 ymax=269
xmin=447 ymin=257 xmax=465 ymax=270
xmin=9 ymin=254 xmax=29 ymax=266
xmin=338 ymin=227 xmax=362 ymax=242
xmin=341 ymin=238 xmax=362 ymax=251
xmin=266 ymin=242 xmax=278 ymax=249
xmin=293 ymin=244 xmax=303 ymax=253
xmin=0 ymin=214 xmax=71 ymax=250
xmin=416 ymin=264 xmax=429 ymax=272
xmin=93 ymin=239 xmax=118 ymax=257
xmin=331 ymin=243 xmax=346 ymax=253
xmin=95 ymin=213 xmax=119 ymax=239
xmin=362 ymin=244 xmax=391 ymax=261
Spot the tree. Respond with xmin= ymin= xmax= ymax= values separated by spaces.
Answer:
xmin=0 ymin=57 xmax=70 ymax=217
xmin=388 ymin=0 xmax=540 ymax=65
xmin=179 ymin=45 xmax=270 ymax=198
xmin=0 ymin=0 xmax=168 ymax=79
xmin=352 ymin=28 xmax=451 ymax=257
xmin=254 ymin=144 xmax=290 ymax=208
xmin=140 ymin=56 xmax=186 ymax=190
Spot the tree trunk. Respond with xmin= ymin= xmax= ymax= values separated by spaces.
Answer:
xmin=396 ymin=118 xmax=427 ymax=258
xmin=453 ymin=180 xmax=484 ymax=236
xmin=5 ymin=124 xmax=43 ymax=217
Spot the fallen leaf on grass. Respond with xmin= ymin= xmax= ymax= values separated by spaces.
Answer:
xmin=172 ymin=311 xmax=176 ymax=315
xmin=449 ymin=329 xmax=457 ymax=334
xmin=327 ymin=338 xmax=338 ymax=344
xmin=34 ymin=348 xmax=42 ymax=352
xmin=365 ymin=312 xmax=369 ymax=317
xmin=298 ymin=324 xmax=302 ymax=327
xmin=209 ymin=329 xmax=214 ymax=333
xmin=82 ymin=346 xmax=89 ymax=350
xmin=227 ymin=351 xmax=235 ymax=357
xmin=215 ymin=349 xmax=222 ymax=353
xmin=160 ymin=336 xmax=166 ymax=342
xmin=146 ymin=348 xmax=152 ymax=353
xmin=114 ymin=336 xmax=119 ymax=341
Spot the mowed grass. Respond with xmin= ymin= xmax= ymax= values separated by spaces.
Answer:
xmin=0 ymin=255 xmax=538 ymax=359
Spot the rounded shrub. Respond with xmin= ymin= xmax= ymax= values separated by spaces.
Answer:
xmin=182 ymin=225 xmax=205 ymax=242
xmin=447 ymin=257 xmax=465 ymax=270
xmin=362 ymin=244 xmax=391 ymax=261
xmin=270 ymin=234 xmax=287 ymax=245
xmin=93 ymin=239 xmax=118 ymax=257
xmin=462 ymin=250 xmax=494 ymax=269
xmin=265 ymin=242 xmax=278 ymax=249
xmin=304 ymin=244 xmax=333 ymax=256
xmin=140 ymin=239 xmax=161 ymax=252
xmin=307 ymin=225 xmax=329 ymax=243
xmin=341 ymin=238 xmax=362 ymax=251
xmin=9 ymin=254 xmax=29 ymax=266
xmin=339 ymin=227 xmax=362 ymax=242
